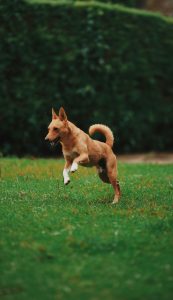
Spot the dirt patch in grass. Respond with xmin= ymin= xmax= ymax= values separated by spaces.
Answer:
xmin=118 ymin=152 xmax=173 ymax=164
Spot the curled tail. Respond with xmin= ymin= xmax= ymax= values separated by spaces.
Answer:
xmin=89 ymin=124 xmax=114 ymax=148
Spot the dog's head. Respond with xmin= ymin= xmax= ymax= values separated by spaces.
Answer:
xmin=45 ymin=107 xmax=69 ymax=146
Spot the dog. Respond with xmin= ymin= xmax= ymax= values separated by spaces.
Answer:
xmin=45 ymin=107 xmax=121 ymax=204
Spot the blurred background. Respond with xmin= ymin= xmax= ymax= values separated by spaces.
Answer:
xmin=0 ymin=0 xmax=173 ymax=157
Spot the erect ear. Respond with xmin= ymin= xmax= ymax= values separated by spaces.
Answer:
xmin=59 ymin=107 xmax=67 ymax=121
xmin=52 ymin=108 xmax=58 ymax=120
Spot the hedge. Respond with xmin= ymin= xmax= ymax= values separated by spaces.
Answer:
xmin=0 ymin=0 xmax=173 ymax=156
xmin=27 ymin=0 xmax=140 ymax=8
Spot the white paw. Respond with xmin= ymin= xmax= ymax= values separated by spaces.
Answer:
xmin=64 ymin=178 xmax=70 ymax=185
xmin=70 ymin=162 xmax=78 ymax=173
xmin=63 ymin=168 xmax=70 ymax=185
xmin=112 ymin=196 xmax=119 ymax=204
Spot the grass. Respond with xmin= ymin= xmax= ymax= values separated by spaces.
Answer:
xmin=0 ymin=158 xmax=173 ymax=300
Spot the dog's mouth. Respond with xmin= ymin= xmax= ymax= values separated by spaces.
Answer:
xmin=50 ymin=137 xmax=61 ymax=147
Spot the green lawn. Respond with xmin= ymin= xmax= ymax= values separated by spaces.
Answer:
xmin=0 ymin=158 xmax=173 ymax=300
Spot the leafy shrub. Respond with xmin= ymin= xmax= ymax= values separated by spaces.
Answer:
xmin=0 ymin=0 xmax=173 ymax=155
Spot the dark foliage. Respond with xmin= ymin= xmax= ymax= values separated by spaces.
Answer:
xmin=0 ymin=0 xmax=173 ymax=156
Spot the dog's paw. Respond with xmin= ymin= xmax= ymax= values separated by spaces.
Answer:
xmin=70 ymin=162 xmax=78 ymax=173
xmin=64 ymin=178 xmax=70 ymax=185
xmin=112 ymin=196 xmax=119 ymax=205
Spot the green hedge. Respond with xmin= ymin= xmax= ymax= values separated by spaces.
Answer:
xmin=0 ymin=0 xmax=173 ymax=156
xmin=93 ymin=0 xmax=140 ymax=6
xmin=28 ymin=0 xmax=139 ymax=7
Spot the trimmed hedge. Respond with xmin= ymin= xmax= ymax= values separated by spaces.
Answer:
xmin=0 ymin=0 xmax=173 ymax=155
xmin=94 ymin=0 xmax=140 ymax=6
xmin=28 ymin=0 xmax=140 ymax=7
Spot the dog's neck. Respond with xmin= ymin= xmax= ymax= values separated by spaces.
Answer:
xmin=60 ymin=121 xmax=81 ymax=148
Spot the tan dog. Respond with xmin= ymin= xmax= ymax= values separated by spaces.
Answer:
xmin=45 ymin=107 xmax=121 ymax=203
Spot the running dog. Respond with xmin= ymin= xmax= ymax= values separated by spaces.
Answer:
xmin=45 ymin=107 xmax=121 ymax=203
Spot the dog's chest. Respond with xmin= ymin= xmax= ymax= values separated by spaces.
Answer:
xmin=62 ymin=147 xmax=78 ymax=159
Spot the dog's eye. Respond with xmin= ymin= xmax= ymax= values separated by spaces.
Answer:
xmin=53 ymin=127 xmax=59 ymax=131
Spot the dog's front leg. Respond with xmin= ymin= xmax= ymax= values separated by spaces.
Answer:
xmin=63 ymin=159 xmax=72 ymax=185
xmin=70 ymin=153 xmax=89 ymax=173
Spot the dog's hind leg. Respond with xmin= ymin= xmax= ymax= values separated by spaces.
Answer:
xmin=63 ymin=158 xmax=72 ymax=185
xmin=97 ymin=158 xmax=110 ymax=184
xmin=97 ymin=166 xmax=110 ymax=184
xmin=106 ymin=155 xmax=121 ymax=204
xmin=108 ymin=173 xmax=121 ymax=204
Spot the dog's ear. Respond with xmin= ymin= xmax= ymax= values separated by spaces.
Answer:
xmin=52 ymin=108 xmax=58 ymax=120
xmin=59 ymin=107 xmax=67 ymax=121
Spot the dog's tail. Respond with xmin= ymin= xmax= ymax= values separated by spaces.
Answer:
xmin=89 ymin=124 xmax=114 ymax=148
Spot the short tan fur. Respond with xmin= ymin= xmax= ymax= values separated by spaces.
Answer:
xmin=45 ymin=107 xmax=121 ymax=203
